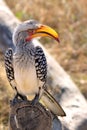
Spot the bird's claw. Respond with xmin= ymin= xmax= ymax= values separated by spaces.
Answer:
xmin=10 ymin=93 xmax=27 ymax=106
xmin=10 ymin=96 xmax=19 ymax=106
xmin=18 ymin=94 xmax=27 ymax=101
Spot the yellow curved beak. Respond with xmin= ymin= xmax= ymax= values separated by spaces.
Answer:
xmin=26 ymin=25 xmax=60 ymax=43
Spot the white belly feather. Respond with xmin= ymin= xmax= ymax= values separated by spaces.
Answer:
xmin=14 ymin=65 xmax=39 ymax=96
xmin=13 ymin=53 xmax=44 ymax=97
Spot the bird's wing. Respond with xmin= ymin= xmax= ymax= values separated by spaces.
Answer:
xmin=4 ymin=48 xmax=17 ymax=90
xmin=35 ymin=46 xmax=47 ymax=83
xmin=41 ymin=89 xmax=66 ymax=117
xmin=35 ymin=46 xmax=66 ymax=116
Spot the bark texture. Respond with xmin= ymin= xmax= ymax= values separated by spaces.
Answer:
xmin=9 ymin=99 xmax=52 ymax=130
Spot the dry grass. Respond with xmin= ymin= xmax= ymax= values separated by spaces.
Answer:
xmin=0 ymin=0 xmax=87 ymax=129
xmin=0 ymin=54 xmax=13 ymax=129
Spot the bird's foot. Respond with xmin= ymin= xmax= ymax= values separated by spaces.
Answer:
xmin=10 ymin=94 xmax=19 ymax=106
xmin=10 ymin=93 xmax=27 ymax=106
xmin=31 ymin=93 xmax=39 ymax=105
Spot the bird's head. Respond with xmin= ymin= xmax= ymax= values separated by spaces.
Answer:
xmin=13 ymin=19 xmax=60 ymax=45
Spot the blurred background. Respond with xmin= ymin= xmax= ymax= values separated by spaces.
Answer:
xmin=0 ymin=0 xmax=87 ymax=129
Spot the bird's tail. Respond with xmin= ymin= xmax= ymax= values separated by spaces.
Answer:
xmin=40 ymin=89 xmax=66 ymax=117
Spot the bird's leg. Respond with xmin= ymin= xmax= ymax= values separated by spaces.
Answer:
xmin=17 ymin=92 xmax=27 ymax=101
xmin=10 ymin=92 xmax=19 ymax=105
xmin=31 ymin=87 xmax=41 ymax=105
xmin=15 ymin=87 xmax=27 ymax=100
xmin=31 ymin=93 xmax=39 ymax=105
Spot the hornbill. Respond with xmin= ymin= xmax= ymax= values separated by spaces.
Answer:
xmin=5 ymin=19 xmax=66 ymax=116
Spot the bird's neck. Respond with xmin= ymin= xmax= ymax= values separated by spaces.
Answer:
xmin=15 ymin=38 xmax=35 ymax=57
xmin=13 ymin=31 xmax=35 ymax=55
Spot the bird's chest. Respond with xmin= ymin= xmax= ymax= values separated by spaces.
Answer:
xmin=13 ymin=53 xmax=38 ymax=95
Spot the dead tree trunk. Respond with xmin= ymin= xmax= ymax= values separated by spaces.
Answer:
xmin=9 ymin=99 xmax=52 ymax=130
xmin=0 ymin=1 xmax=87 ymax=130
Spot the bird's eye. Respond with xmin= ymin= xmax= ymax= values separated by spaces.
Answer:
xmin=28 ymin=29 xmax=35 ymax=35
xmin=28 ymin=29 xmax=33 ymax=33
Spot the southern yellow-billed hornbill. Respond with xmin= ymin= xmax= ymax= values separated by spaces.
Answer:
xmin=5 ymin=19 xmax=66 ymax=116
